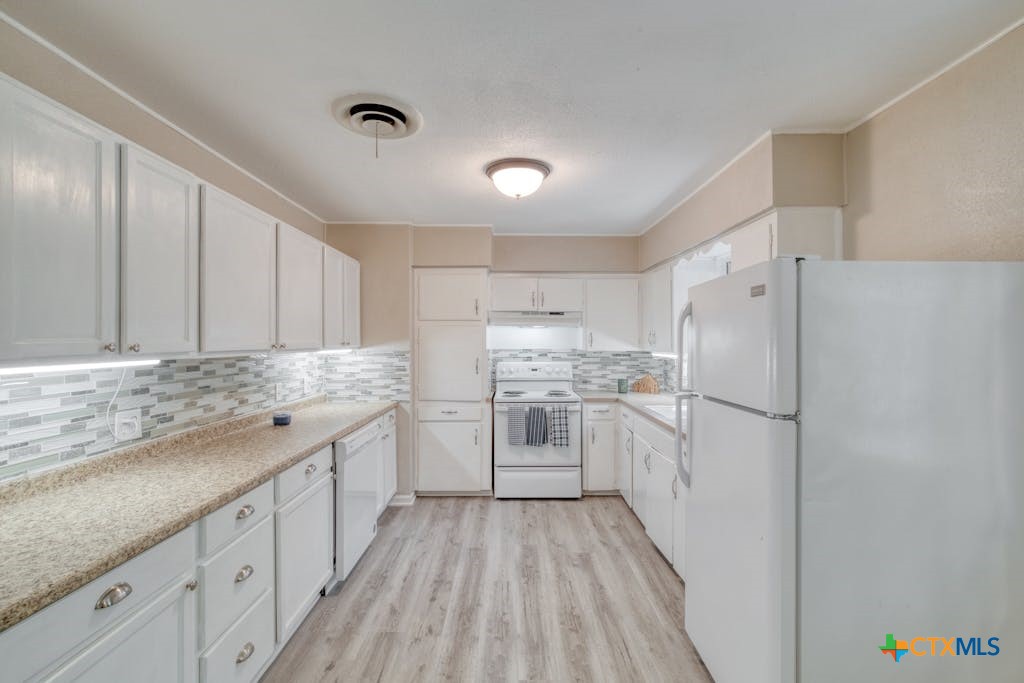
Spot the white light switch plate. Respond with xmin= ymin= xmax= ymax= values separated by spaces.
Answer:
xmin=114 ymin=409 xmax=142 ymax=442
xmin=276 ymin=383 xmax=284 ymax=402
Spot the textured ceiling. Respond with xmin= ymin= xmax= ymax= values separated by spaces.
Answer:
xmin=1 ymin=1 xmax=1021 ymax=233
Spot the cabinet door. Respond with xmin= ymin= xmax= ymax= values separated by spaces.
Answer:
xmin=416 ymin=325 xmax=485 ymax=401
xmin=417 ymin=270 xmax=485 ymax=321
xmin=672 ymin=466 xmax=686 ymax=580
xmin=585 ymin=419 xmax=616 ymax=491
xmin=632 ymin=435 xmax=650 ymax=526
xmin=43 ymin=578 xmax=196 ymax=683
xmin=618 ymin=426 xmax=633 ymax=508
xmin=382 ymin=426 xmax=397 ymax=505
xmin=647 ymin=450 xmax=675 ymax=560
xmin=323 ymin=246 xmax=346 ymax=349
xmin=539 ymin=278 xmax=584 ymax=312
xmin=275 ymin=476 xmax=333 ymax=642
xmin=585 ymin=278 xmax=639 ymax=351
xmin=200 ymin=186 xmax=276 ymax=352
xmin=417 ymin=420 xmax=482 ymax=491
xmin=490 ymin=277 xmax=537 ymax=311
xmin=276 ymin=222 xmax=323 ymax=351
xmin=726 ymin=213 xmax=773 ymax=273
xmin=343 ymin=255 xmax=361 ymax=347
xmin=0 ymin=82 xmax=118 ymax=361
xmin=121 ymin=145 xmax=199 ymax=355
xmin=641 ymin=266 xmax=672 ymax=352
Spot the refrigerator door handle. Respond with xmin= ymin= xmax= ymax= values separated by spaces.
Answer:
xmin=675 ymin=301 xmax=694 ymax=488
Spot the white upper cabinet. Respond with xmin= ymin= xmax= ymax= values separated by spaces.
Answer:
xmin=324 ymin=246 xmax=360 ymax=349
xmin=200 ymin=185 xmax=277 ymax=353
xmin=538 ymin=277 xmax=584 ymax=311
xmin=641 ymin=266 xmax=672 ymax=353
xmin=726 ymin=208 xmax=842 ymax=273
xmin=584 ymin=278 xmax=639 ymax=351
xmin=343 ymin=254 xmax=361 ymax=347
xmin=0 ymin=79 xmax=118 ymax=362
xmin=276 ymin=222 xmax=323 ymax=351
xmin=120 ymin=145 xmax=199 ymax=356
xmin=490 ymin=276 xmax=537 ymax=311
xmin=416 ymin=269 xmax=486 ymax=321
xmin=489 ymin=276 xmax=584 ymax=312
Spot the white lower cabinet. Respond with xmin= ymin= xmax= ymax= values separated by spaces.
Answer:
xmin=418 ymin=417 xmax=483 ymax=492
xmin=44 ymin=578 xmax=196 ymax=683
xmin=199 ymin=589 xmax=275 ymax=683
xmin=645 ymin=450 xmax=676 ymax=561
xmin=379 ymin=420 xmax=398 ymax=512
xmin=584 ymin=404 xmax=616 ymax=492
xmin=618 ymin=422 xmax=634 ymax=508
xmin=275 ymin=476 xmax=333 ymax=642
xmin=673 ymin=463 xmax=687 ymax=581
xmin=632 ymin=434 xmax=651 ymax=527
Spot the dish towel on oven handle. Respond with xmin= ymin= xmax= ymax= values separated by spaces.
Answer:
xmin=525 ymin=406 xmax=548 ymax=447
xmin=507 ymin=404 xmax=526 ymax=446
xmin=549 ymin=405 xmax=570 ymax=448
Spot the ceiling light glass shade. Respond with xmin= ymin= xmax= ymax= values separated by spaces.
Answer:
xmin=486 ymin=159 xmax=550 ymax=198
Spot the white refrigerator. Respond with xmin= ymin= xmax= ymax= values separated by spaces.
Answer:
xmin=674 ymin=257 xmax=1024 ymax=683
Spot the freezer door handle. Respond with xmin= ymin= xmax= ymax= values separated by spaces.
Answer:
xmin=676 ymin=301 xmax=693 ymax=392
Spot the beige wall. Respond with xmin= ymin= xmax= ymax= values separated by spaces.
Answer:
xmin=325 ymin=223 xmax=413 ymax=350
xmin=639 ymin=135 xmax=774 ymax=270
xmin=412 ymin=226 xmax=493 ymax=267
xmin=0 ymin=21 xmax=325 ymax=239
xmin=772 ymin=134 xmax=846 ymax=207
xmin=492 ymin=235 xmax=638 ymax=272
xmin=844 ymin=26 xmax=1024 ymax=260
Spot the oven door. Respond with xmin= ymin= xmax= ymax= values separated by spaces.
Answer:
xmin=494 ymin=402 xmax=582 ymax=467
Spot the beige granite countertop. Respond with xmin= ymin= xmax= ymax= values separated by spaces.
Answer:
xmin=578 ymin=391 xmax=683 ymax=433
xmin=0 ymin=396 xmax=396 ymax=633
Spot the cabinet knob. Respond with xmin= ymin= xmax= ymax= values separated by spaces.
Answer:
xmin=128 ymin=343 xmax=141 ymax=353
xmin=236 ymin=504 xmax=255 ymax=520
xmin=185 ymin=579 xmax=198 ymax=592
xmin=474 ymin=428 xmax=479 ymax=446
xmin=95 ymin=582 xmax=132 ymax=610
xmin=305 ymin=463 xmax=318 ymax=475
xmin=103 ymin=342 xmax=116 ymax=352
xmin=474 ymin=298 xmax=479 ymax=316
xmin=236 ymin=642 xmax=255 ymax=664
xmin=234 ymin=564 xmax=254 ymax=583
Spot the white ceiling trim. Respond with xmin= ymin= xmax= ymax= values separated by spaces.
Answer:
xmin=638 ymin=130 xmax=772 ymax=236
xmin=0 ymin=11 xmax=329 ymax=226
xmin=841 ymin=14 xmax=1024 ymax=133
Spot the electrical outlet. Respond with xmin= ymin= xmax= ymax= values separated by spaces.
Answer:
xmin=303 ymin=376 xmax=312 ymax=395
xmin=114 ymin=409 xmax=142 ymax=442
xmin=275 ymin=383 xmax=284 ymax=402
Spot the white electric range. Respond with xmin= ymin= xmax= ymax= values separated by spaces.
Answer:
xmin=493 ymin=361 xmax=582 ymax=499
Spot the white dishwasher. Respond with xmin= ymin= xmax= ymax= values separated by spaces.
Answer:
xmin=328 ymin=419 xmax=381 ymax=591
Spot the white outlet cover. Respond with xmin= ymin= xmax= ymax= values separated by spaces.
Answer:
xmin=276 ymin=383 xmax=284 ymax=402
xmin=304 ymin=376 xmax=312 ymax=394
xmin=114 ymin=408 xmax=142 ymax=442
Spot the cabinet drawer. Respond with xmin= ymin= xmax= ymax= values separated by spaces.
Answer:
xmin=198 ymin=516 xmax=274 ymax=649
xmin=0 ymin=526 xmax=196 ymax=683
xmin=418 ymin=404 xmax=482 ymax=421
xmin=585 ymin=403 xmax=616 ymax=421
xmin=200 ymin=589 xmax=274 ymax=683
xmin=201 ymin=480 xmax=273 ymax=556
xmin=275 ymin=445 xmax=332 ymax=504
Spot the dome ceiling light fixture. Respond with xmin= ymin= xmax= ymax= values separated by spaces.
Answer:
xmin=332 ymin=93 xmax=423 ymax=159
xmin=485 ymin=159 xmax=551 ymax=199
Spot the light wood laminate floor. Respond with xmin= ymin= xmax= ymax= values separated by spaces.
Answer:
xmin=262 ymin=496 xmax=712 ymax=682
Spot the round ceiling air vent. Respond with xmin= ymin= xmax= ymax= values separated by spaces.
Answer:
xmin=331 ymin=94 xmax=423 ymax=140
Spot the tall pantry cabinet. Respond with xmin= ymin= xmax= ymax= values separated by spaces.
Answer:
xmin=414 ymin=268 xmax=491 ymax=493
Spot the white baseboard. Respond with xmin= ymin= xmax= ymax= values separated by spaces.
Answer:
xmin=389 ymin=493 xmax=417 ymax=506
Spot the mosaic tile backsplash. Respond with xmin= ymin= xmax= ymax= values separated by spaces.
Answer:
xmin=0 ymin=350 xmax=409 ymax=480
xmin=488 ymin=350 xmax=677 ymax=393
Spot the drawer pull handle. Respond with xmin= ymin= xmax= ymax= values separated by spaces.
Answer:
xmin=234 ymin=565 xmax=254 ymax=583
xmin=441 ymin=410 xmax=458 ymax=415
xmin=95 ymin=582 xmax=132 ymax=610
xmin=236 ymin=642 xmax=255 ymax=664
xmin=103 ymin=342 xmax=116 ymax=352
xmin=236 ymin=504 xmax=255 ymax=520
xmin=305 ymin=463 xmax=318 ymax=475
